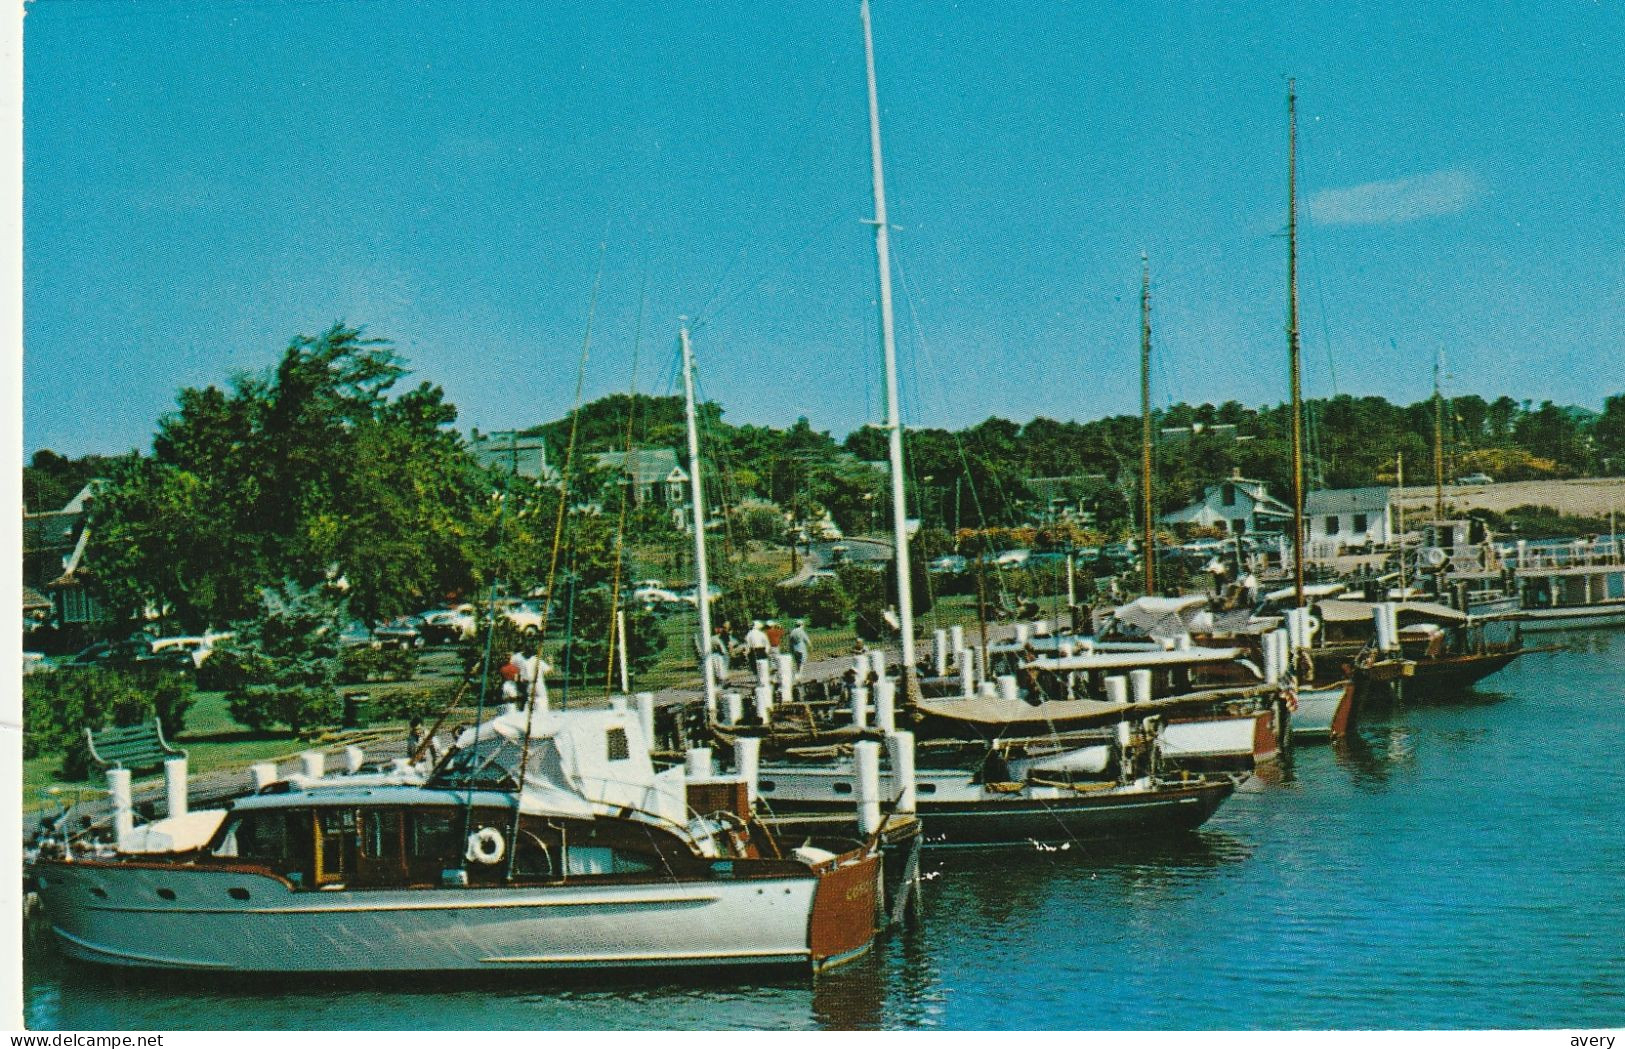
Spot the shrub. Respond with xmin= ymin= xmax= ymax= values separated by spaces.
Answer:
xmin=369 ymin=683 xmax=449 ymax=724
xmin=338 ymin=645 xmax=419 ymax=684
xmin=23 ymin=668 xmax=195 ymax=780
xmin=837 ymin=564 xmax=890 ymax=641
xmin=776 ymin=576 xmax=851 ymax=629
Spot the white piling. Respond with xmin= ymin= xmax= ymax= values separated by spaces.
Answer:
xmin=885 ymin=731 xmax=917 ymax=814
xmin=979 ymin=680 xmax=998 ymax=698
xmin=636 ymin=692 xmax=656 ymax=747
xmin=164 ymin=756 xmax=188 ymax=819
xmin=343 ymin=745 xmax=365 ymax=774
xmin=300 ymin=751 xmax=324 ymax=779
xmin=1014 ymin=623 xmax=1031 ymax=644
xmin=1263 ymin=631 xmax=1281 ymax=684
xmin=1105 ymin=674 xmax=1129 ymax=704
xmin=1372 ymin=604 xmax=1391 ymax=652
xmin=1034 ymin=619 xmax=1051 ymax=637
xmin=851 ymin=654 xmax=870 ymax=679
xmin=997 ymin=674 xmax=1019 ymax=703
xmin=874 ymin=678 xmax=897 ymax=734
xmin=950 ymin=624 xmax=965 ymax=652
xmin=776 ymin=654 xmax=795 ymax=707
xmin=732 ymin=736 xmax=761 ymax=805
xmin=609 ymin=694 xmax=628 ymax=713
xmin=1129 ymin=668 xmax=1153 ymax=705
xmin=756 ymin=658 xmax=772 ymax=687
xmin=1176 ymin=635 xmax=1192 ymax=651
xmin=1059 ymin=641 xmax=1075 ymax=658
xmin=685 ymin=747 xmax=713 ymax=778
xmin=107 ymin=768 xmax=134 ymax=851
xmin=725 ymin=691 xmax=744 ymax=725
xmin=869 ymin=648 xmax=887 ymax=681
xmin=850 ymin=685 xmax=870 ymax=730
xmin=933 ymin=629 xmax=948 ymax=676
xmin=854 ymin=740 xmax=882 ymax=837
xmin=958 ymin=649 xmax=975 ymax=697
xmin=250 ymin=762 xmax=278 ymax=790
xmin=755 ymin=684 xmax=774 ymax=724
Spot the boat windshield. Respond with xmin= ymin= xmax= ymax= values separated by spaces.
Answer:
xmin=432 ymin=736 xmax=522 ymax=791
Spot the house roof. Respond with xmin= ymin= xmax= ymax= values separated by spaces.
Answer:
xmin=22 ymin=584 xmax=52 ymax=610
xmin=1304 ymin=486 xmax=1391 ymax=515
xmin=592 ymin=447 xmax=689 ymax=486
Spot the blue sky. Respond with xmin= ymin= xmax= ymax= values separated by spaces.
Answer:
xmin=21 ymin=0 xmax=1625 ymax=459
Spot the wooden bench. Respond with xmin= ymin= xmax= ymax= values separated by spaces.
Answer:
xmin=84 ymin=718 xmax=186 ymax=772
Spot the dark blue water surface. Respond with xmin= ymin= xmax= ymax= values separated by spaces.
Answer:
xmin=23 ymin=631 xmax=1625 ymax=1030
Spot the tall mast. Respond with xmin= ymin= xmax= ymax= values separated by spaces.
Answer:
xmin=1395 ymin=451 xmax=1406 ymax=594
xmin=1287 ymin=79 xmax=1306 ymax=608
xmin=1433 ymin=351 xmax=1446 ymax=521
xmin=680 ymin=324 xmax=719 ymax=712
xmin=1140 ymin=252 xmax=1157 ymax=595
xmin=861 ymin=0 xmax=917 ymax=686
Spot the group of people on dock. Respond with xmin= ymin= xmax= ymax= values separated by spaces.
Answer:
xmin=706 ymin=617 xmax=813 ymax=683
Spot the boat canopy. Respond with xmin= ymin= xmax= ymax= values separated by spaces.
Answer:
xmin=445 ymin=707 xmax=689 ymax=828
xmin=1263 ymin=582 xmax=1348 ymax=602
xmin=914 ymin=685 xmax=1269 ymax=730
xmin=1025 ymin=646 xmax=1247 ymax=673
xmin=1317 ymin=598 xmax=1469 ymax=625
xmin=1100 ymin=595 xmax=1213 ymax=640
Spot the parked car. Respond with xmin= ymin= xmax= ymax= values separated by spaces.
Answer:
xmin=679 ymin=584 xmax=722 ymax=606
xmin=371 ymin=615 xmax=426 ymax=650
xmin=632 ymin=583 xmax=684 ymax=606
xmin=23 ymin=651 xmax=49 ymax=675
xmin=419 ymin=605 xmax=477 ymax=645
xmin=338 ymin=620 xmax=377 ymax=649
xmin=63 ymin=637 xmax=197 ymax=675
xmin=928 ymin=554 xmax=967 ymax=573
xmin=1454 ymin=472 xmax=1494 ymax=485
xmin=149 ymin=634 xmax=228 ymax=668
xmin=992 ymin=548 xmax=1031 ymax=568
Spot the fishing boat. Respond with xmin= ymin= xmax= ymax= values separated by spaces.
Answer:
xmin=32 ymin=703 xmax=883 ymax=974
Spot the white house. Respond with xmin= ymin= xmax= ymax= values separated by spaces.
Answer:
xmin=1305 ymin=486 xmax=1392 ymax=553
xmin=1160 ymin=473 xmax=1293 ymax=536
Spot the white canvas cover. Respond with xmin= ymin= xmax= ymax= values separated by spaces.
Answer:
xmin=455 ymin=708 xmax=688 ymax=828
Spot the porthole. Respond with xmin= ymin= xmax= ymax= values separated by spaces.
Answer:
xmin=227 ymin=887 xmax=250 ymax=901
xmin=156 ymin=888 xmax=177 ymax=901
xmin=917 ymin=783 xmax=937 ymax=795
xmin=89 ymin=886 xmax=107 ymax=899
xmin=758 ymin=780 xmax=777 ymax=792
xmin=832 ymin=782 xmax=853 ymax=795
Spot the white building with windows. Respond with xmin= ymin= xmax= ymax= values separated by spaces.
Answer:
xmin=1305 ymin=486 xmax=1392 ymax=554
xmin=1159 ymin=473 xmax=1293 ymax=536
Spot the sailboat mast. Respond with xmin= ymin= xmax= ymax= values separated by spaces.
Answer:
xmin=1288 ymin=79 xmax=1306 ymax=608
xmin=861 ymin=0 xmax=918 ymax=684
xmin=1433 ymin=351 xmax=1446 ymax=521
xmin=680 ymin=324 xmax=719 ymax=711
xmin=1396 ymin=451 xmax=1406 ymax=594
xmin=1140 ymin=252 xmax=1156 ymax=595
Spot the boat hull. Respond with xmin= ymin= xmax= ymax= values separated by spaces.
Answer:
xmin=1289 ymin=681 xmax=1354 ymax=742
xmin=757 ymin=766 xmax=1234 ymax=848
xmin=34 ymin=860 xmax=859 ymax=974
xmin=1513 ymin=603 xmax=1625 ymax=632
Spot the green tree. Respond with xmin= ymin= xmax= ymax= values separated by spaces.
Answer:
xmin=86 ymin=325 xmax=485 ymax=631
xmin=217 ymin=580 xmax=347 ymax=735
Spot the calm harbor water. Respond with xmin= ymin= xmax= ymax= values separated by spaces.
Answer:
xmin=23 ymin=630 xmax=1625 ymax=1030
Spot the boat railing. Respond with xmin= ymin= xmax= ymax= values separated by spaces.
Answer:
xmin=1511 ymin=540 xmax=1625 ymax=572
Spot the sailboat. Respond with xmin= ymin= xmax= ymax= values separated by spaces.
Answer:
xmin=734 ymin=1 xmax=1238 ymax=847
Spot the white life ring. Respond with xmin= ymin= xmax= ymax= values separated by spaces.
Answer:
xmin=1423 ymin=547 xmax=1448 ymax=568
xmin=466 ymin=826 xmax=506 ymax=865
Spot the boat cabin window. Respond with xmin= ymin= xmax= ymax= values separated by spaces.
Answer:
xmin=213 ymin=809 xmax=312 ymax=880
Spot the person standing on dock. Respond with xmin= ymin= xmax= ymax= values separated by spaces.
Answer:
xmin=745 ymin=620 xmax=770 ymax=674
xmin=789 ymin=619 xmax=812 ymax=673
